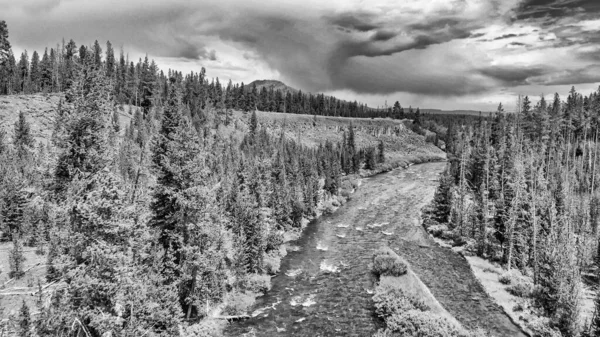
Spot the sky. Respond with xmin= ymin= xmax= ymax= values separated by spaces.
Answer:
xmin=3 ymin=0 xmax=600 ymax=111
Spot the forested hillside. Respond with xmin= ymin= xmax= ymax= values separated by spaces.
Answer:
xmin=0 ymin=21 xmax=444 ymax=336
xmin=424 ymin=91 xmax=600 ymax=336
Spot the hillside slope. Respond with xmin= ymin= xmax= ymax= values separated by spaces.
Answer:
xmin=0 ymin=93 xmax=133 ymax=144
xmin=0 ymin=94 xmax=444 ymax=169
xmin=235 ymin=110 xmax=445 ymax=168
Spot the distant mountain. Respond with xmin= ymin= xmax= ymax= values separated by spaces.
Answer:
xmin=420 ymin=109 xmax=493 ymax=116
xmin=247 ymin=80 xmax=298 ymax=94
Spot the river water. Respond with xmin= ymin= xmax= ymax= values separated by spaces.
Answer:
xmin=225 ymin=162 xmax=525 ymax=337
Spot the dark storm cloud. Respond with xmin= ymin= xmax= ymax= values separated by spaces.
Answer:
xmin=5 ymin=0 xmax=600 ymax=104
xmin=328 ymin=12 xmax=380 ymax=32
xmin=478 ymin=65 xmax=549 ymax=85
xmin=513 ymin=0 xmax=600 ymax=21
xmin=173 ymin=38 xmax=216 ymax=61
xmin=493 ymin=33 xmax=528 ymax=40
xmin=529 ymin=65 xmax=600 ymax=85
xmin=371 ymin=30 xmax=397 ymax=42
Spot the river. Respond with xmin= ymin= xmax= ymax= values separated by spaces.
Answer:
xmin=225 ymin=162 xmax=526 ymax=337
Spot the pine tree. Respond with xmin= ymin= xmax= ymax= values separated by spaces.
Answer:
xmin=150 ymin=77 xmax=191 ymax=269
xmin=0 ymin=21 xmax=12 ymax=94
xmin=54 ymin=55 xmax=113 ymax=194
xmin=9 ymin=235 xmax=26 ymax=279
xmin=30 ymin=50 xmax=40 ymax=92
xmin=0 ymin=21 xmax=10 ymax=65
xmin=40 ymin=48 xmax=52 ymax=91
xmin=18 ymin=50 xmax=29 ymax=93
xmin=13 ymin=111 xmax=34 ymax=158
xmin=433 ymin=169 xmax=453 ymax=223
xmin=250 ymin=109 xmax=258 ymax=136
xmin=18 ymin=299 xmax=32 ymax=337
xmin=378 ymin=140 xmax=385 ymax=163
xmin=105 ymin=40 xmax=115 ymax=78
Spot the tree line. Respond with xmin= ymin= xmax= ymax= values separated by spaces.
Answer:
xmin=0 ymin=21 xmax=420 ymax=120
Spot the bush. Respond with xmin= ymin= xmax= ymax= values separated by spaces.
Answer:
xmin=386 ymin=310 xmax=466 ymax=336
xmin=526 ymin=318 xmax=562 ymax=337
xmin=244 ymin=273 xmax=271 ymax=294
xmin=263 ymin=252 xmax=281 ymax=275
xmin=372 ymin=248 xmax=407 ymax=277
xmin=373 ymin=283 xmax=429 ymax=319
xmin=513 ymin=302 xmax=524 ymax=312
xmin=498 ymin=271 xmax=533 ymax=298
xmin=506 ymin=279 xmax=533 ymax=298
xmin=265 ymin=231 xmax=283 ymax=252
xmin=498 ymin=271 xmax=514 ymax=285
xmin=427 ymin=224 xmax=448 ymax=238
xmin=222 ymin=291 xmax=255 ymax=316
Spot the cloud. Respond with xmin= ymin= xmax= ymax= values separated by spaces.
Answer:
xmin=528 ymin=64 xmax=600 ymax=85
xmin=371 ymin=30 xmax=397 ymax=42
xmin=478 ymin=65 xmax=549 ymax=85
xmin=2 ymin=0 xmax=600 ymax=110
xmin=512 ymin=0 xmax=600 ymax=21
xmin=327 ymin=12 xmax=380 ymax=32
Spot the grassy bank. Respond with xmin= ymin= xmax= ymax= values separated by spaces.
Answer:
xmin=369 ymin=247 xmax=490 ymax=337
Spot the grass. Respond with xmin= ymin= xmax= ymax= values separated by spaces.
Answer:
xmin=0 ymin=93 xmax=134 ymax=145
xmin=0 ymin=241 xmax=47 ymax=321
xmin=466 ymin=256 xmax=537 ymax=336
xmin=372 ymin=247 xmax=474 ymax=336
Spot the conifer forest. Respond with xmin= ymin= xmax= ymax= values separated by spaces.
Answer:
xmin=2 ymin=1 xmax=600 ymax=336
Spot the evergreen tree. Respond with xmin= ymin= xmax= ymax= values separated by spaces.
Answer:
xmin=18 ymin=299 xmax=32 ymax=337
xmin=0 ymin=21 xmax=12 ymax=94
xmin=250 ymin=109 xmax=258 ymax=136
xmin=105 ymin=40 xmax=115 ymax=78
xmin=378 ymin=140 xmax=385 ymax=163
xmin=30 ymin=50 xmax=40 ymax=92
xmin=9 ymin=235 xmax=26 ymax=279
xmin=13 ymin=111 xmax=34 ymax=154
xmin=54 ymin=55 xmax=113 ymax=194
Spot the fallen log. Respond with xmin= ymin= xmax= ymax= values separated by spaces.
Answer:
xmin=0 ymin=262 xmax=41 ymax=288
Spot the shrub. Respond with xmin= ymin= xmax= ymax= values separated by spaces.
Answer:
xmin=244 ymin=273 xmax=271 ymax=294
xmin=263 ymin=253 xmax=281 ymax=275
xmin=222 ymin=291 xmax=255 ymax=316
xmin=427 ymin=224 xmax=448 ymax=238
xmin=372 ymin=248 xmax=407 ymax=277
xmin=373 ymin=283 xmax=429 ymax=319
xmin=498 ymin=271 xmax=514 ymax=285
xmin=526 ymin=318 xmax=562 ymax=337
xmin=386 ymin=310 xmax=466 ymax=336
xmin=482 ymin=267 xmax=499 ymax=274
xmin=265 ymin=231 xmax=283 ymax=252
xmin=506 ymin=279 xmax=533 ymax=298
xmin=513 ymin=302 xmax=524 ymax=312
